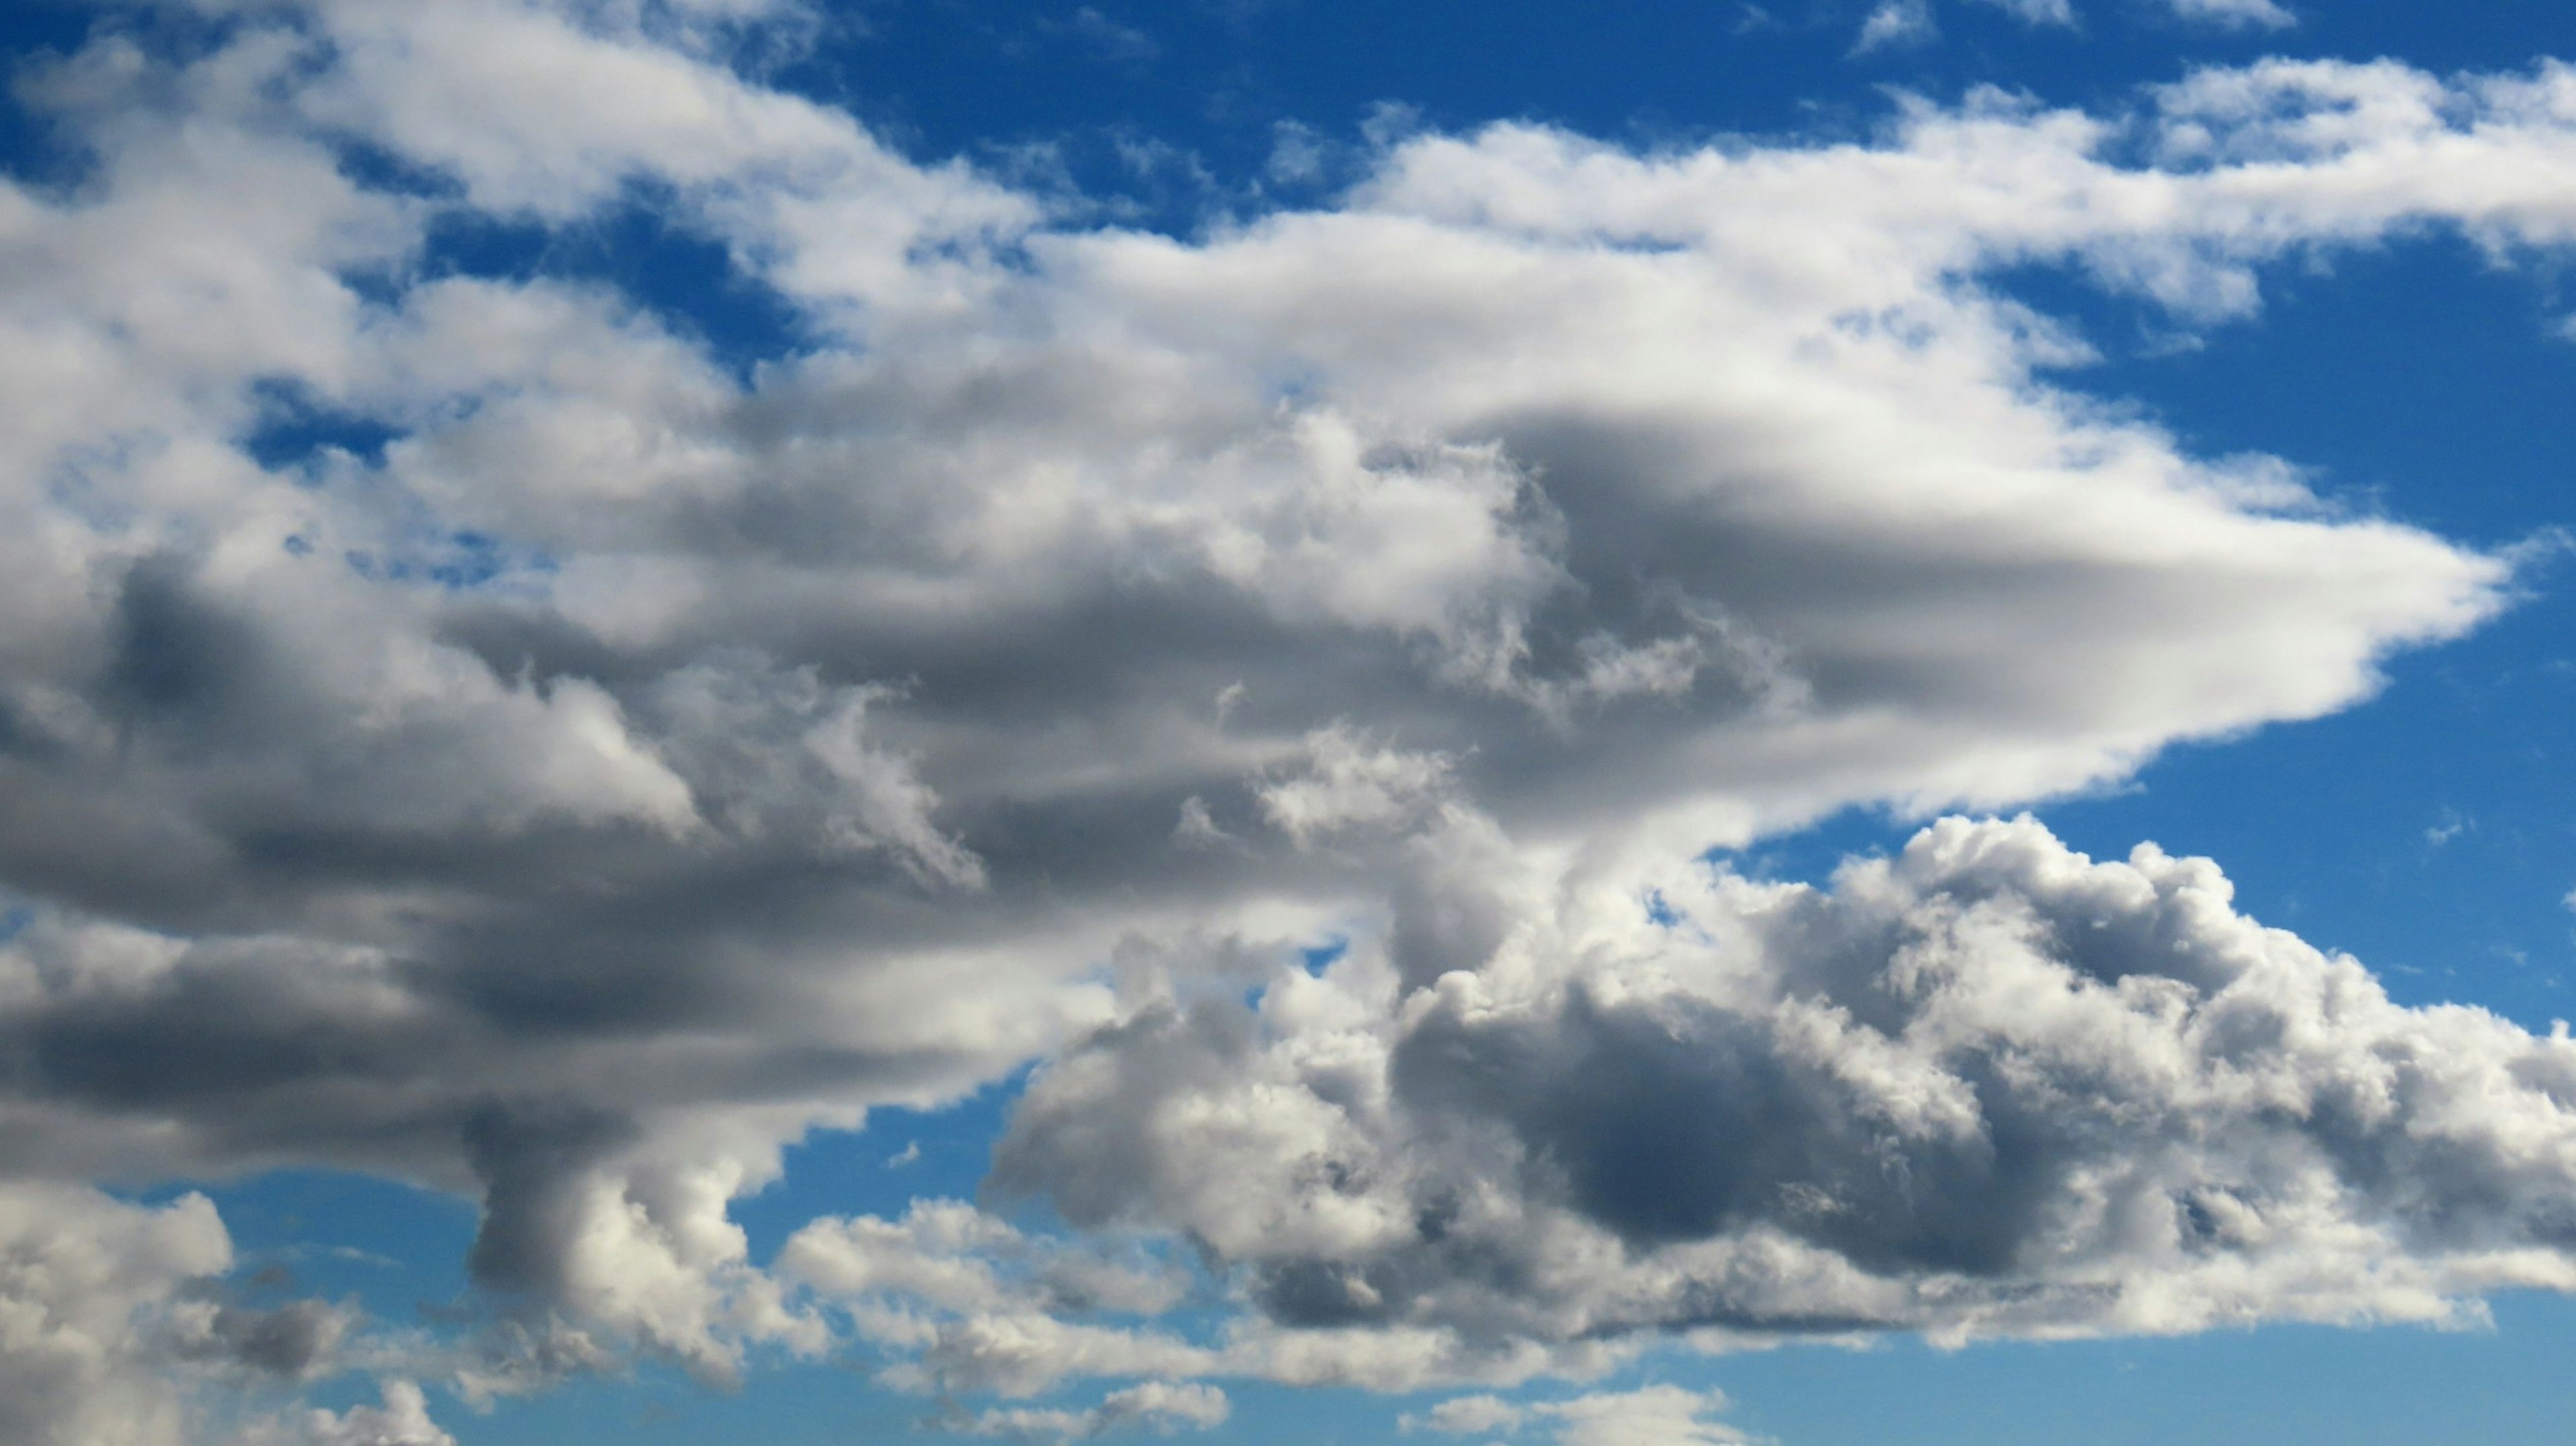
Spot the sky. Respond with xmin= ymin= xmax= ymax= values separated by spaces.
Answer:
xmin=5 ymin=1 xmax=2576 ymax=1443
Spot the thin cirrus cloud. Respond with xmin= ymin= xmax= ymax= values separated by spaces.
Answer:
xmin=1861 ymin=0 xmax=2295 ymax=51
xmin=0 ymin=0 xmax=2573 ymax=1439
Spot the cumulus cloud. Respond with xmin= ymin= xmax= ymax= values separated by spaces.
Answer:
xmin=1 ymin=0 xmax=2573 ymax=1427
xmin=303 ymin=1380 xmax=457 ymax=1446
xmin=0 ymin=1182 xmax=356 ymax=1445
xmin=996 ymin=817 xmax=2576 ymax=1356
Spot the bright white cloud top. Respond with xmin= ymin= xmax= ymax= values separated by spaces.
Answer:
xmin=3 ymin=2 xmax=2576 ymax=1441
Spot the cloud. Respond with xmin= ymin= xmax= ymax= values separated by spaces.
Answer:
xmin=0 ymin=0 xmax=2572 ymax=1424
xmin=1975 ymin=0 xmax=2076 ymax=29
xmin=1537 ymin=1386 xmax=1752 ymax=1446
xmin=0 ymin=1182 xmax=347 ymax=1445
xmin=963 ymin=1381 xmax=1230 ymax=1440
xmin=778 ymin=1200 xmax=1208 ymax=1396
xmin=1407 ymin=1386 xmax=1751 ymax=1445
xmin=1856 ymin=1 xmax=1938 ymax=52
xmin=2165 ymin=0 xmax=2296 ymax=29
xmin=995 ymin=816 xmax=2576 ymax=1357
xmin=303 ymin=1380 xmax=459 ymax=1446
xmin=1864 ymin=0 xmax=2292 ymax=43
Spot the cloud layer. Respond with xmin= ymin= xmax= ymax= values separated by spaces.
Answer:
xmin=2 ymin=0 xmax=2575 ymax=1432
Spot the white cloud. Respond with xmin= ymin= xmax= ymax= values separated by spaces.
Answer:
xmin=304 ymin=1380 xmax=458 ymax=1446
xmin=965 ymin=1381 xmax=1230 ymax=1440
xmin=1408 ymin=1386 xmax=1750 ymax=1445
xmin=1540 ymin=1386 xmax=1752 ymax=1446
xmin=0 ymin=1183 xmax=329 ymax=1446
xmin=1407 ymin=1394 xmax=1531 ymax=1434
xmin=995 ymin=816 xmax=2576 ymax=1357
xmin=2166 ymin=0 xmax=2296 ymax=29
xmin=1856 ymin=1 xmax=1938 ymax=52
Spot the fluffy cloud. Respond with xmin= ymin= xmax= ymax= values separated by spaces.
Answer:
xmin=302 ymin=1382 xmax=456 ymax=1446
xmin=0 ymin=1182 xmax=356 ymax=1445
xmin=2 ymin=0 xmax=2575 ymax=1427
xmin=996 ymin=817 xmax=2576 ymax=1357
xmin=778 ymin=1200 xmax=1211 ymax=1397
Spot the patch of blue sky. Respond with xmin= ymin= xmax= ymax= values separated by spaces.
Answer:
xmin=339 ymin=529 xmax=555 ymax=595
xmin=0 ymin=1 xmax=113 ymax=190
xmin=1300 ymin=936 xmax=1352 ymax=975
xmin=397 ymin=193 xmax=818 ymax=382
xmin=733 ymin=1070 xmax=1030 ymax=1262
xmin=243 ymin=378 xmax=406 ymax=474
xmin=118 ymin=1166 xmax=482 ymax=1397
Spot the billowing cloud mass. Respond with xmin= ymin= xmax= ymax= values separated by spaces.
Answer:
xmin=0 ymin=1183 xmax=357 ymax=1446
xmin=3 ymin=0 xmax=2576 ymax=1432
xmin=996 ymin=818 xmax=2576 ymax=1358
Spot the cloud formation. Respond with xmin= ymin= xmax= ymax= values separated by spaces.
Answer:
xmin=0 ymin=1183 xmax=358 ymax=1445
xmin=0 ymin=0 xmax=2571 ymax=1428
xmin=997 ymin=817 xmax=2576 ymax=1360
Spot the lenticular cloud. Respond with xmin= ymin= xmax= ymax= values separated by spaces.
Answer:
xmin=3 ymin=0 xmax=2576 ymax=1435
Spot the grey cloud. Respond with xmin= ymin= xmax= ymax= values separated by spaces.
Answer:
xmin=168 ymin=1296 xmax=358 ymax=1380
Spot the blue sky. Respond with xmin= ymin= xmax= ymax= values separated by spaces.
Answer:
xmin=7 ymin=2 xmax=2576 ymax=1444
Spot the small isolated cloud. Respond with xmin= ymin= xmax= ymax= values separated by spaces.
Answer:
xmin=1855 ymin=0 xmax=1937 ymax=50
xmin=1408 ymin=1386 xmax=1750 ymax=1446
xmin=1407 ymin=1394 xmax=1532 ymax=1434
xmin=965 ymin=1381 xmax=1230 ymax=1440
xmin=2166 ymin=0 xmax=2296 ymax=29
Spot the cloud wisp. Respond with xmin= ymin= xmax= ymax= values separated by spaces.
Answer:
xmin=1 ymin=1 xmax=2574 ymax=1435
